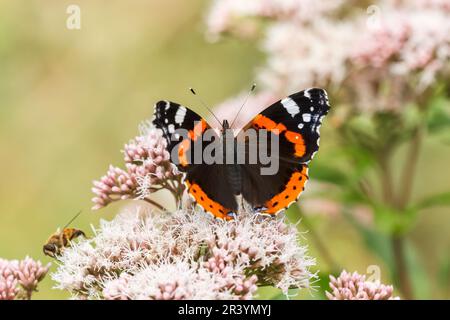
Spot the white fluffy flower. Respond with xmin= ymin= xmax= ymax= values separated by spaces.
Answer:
xmin=52 ymin=204 xmax=316 ymax=299
xmin=259 ymin=20 xmax=355 ymax=93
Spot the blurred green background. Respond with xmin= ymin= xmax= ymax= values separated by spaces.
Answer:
xmin=0 ymin=0 xmax=449 ymax=299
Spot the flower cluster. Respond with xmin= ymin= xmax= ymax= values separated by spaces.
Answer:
xmin=52 ymin=204 xmax=316 ymax=300
xmin=92 ymin=122 xmax=184 ymax=210
xmin=0 ymin=257 xmax=50 ymax=300
xmin=206 ymin=0 xmax=450 ymax=111
xmin=206 ymin=0 xmax=342 ymax=39
xmin=326 ymin=270 xmax=400 ymax=300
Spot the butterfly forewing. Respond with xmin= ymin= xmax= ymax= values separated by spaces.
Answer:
xmin=238 ymin=88 xmax=329 ymax=214
xmin=244 ymin=88 xmax=330 ymax=164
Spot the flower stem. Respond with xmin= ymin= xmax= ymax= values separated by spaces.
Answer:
xmin=379 ymin=151 xmax=396 ymax=205
xmin=378 ymin=124 xmax=424 ymax=300
xmin=379 ymin=155 xmax=413 ymax=298
xmin=392 ymin=235 xmax=413 ymax=299
xmin=397 ymin=127 xmax=423 ymax=209
xmin=143 ymin=198 xmax=167 ymax=212
xmin=392 ymin=125 xmax=423 ymax=300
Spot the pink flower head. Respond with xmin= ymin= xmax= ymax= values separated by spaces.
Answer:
xmin=0 ymin=257 xmax=50 ymax=300
xmin=92 ymin=125 xmax=183 ymax=210
xmin=326 ymin=270 xmax=400 ymax=300
xmin=15 ymin=256 xmax=50 ymax=298
xmin=0 ymin=259 xmax=19 ymax=300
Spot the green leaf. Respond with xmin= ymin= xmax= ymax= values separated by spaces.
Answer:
xmin=256 ymin=286 xmax=281 ymax=299
xmin=271 ymin=292 xmax=288 ymax=300
xmin=405 ymin=241 xmax=431 ymax=299
xmin=427 ymin=95 xmax=450 ymax=134
xmin=309 ymin=162 xmax=349 ymax=186
xmin=438 ymin=253 xmax=450 ymax=295
xmin=314 ymin=271 xmax=333 ymax=300
xmin=402 ymin=102 xmax=422 ymax=129
xmin=372 ymin=204 xmax=418 ymax=235
xmin=344 ymin=145 xmax=377 ymax=176
xmin=415 ymin=192 xmax=450 ymax=210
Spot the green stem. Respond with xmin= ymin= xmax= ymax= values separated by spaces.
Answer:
xmin=377 ymin=125 xmax=424 ymax=299
xmin=392 ymin=125 xmax=424 ymax=300
xmin=379 ymin=151 xmax=396 ymax=205
xmin=392 ymin=235 xmax=413 ymax=299
xmin=397 ymin=127 xmax=423 ymax=209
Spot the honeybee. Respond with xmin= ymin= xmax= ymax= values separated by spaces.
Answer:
xmin=43 ymin=210 xmax=86 ymax=258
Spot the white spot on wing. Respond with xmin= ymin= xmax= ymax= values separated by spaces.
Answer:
xmin=281 ymin=97 xmax=300 ymax=117
xmin=175 ymin=106 xmax=187 ymax=125
xmin=302 ymin=113 xmax=311 ymax=122
xmin=304 ymin=89 xmax=312 ymax=99
xmin=168 ymin=124 xmax=175 ymax=133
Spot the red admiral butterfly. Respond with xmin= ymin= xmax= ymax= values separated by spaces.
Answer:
xmin=152 ymin=88 xmax=330 ymax=220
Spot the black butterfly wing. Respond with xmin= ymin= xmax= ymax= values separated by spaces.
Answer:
xmin=237 ymin=131 xmax=309 ymax=215
xmin=247 ymin=88 xmax=330 ymax=164
xmin=240 ymin=162 xmax=309 ymax=215
xmin=238 ymin=88 xmax=330 ymax=214
xmin=184 ymin=164 xmax=238 ymax=220
xmin=152 ymin=101 xmax=238 ymax=219
xmin=152 ymin=100 xmax=205 ymax=155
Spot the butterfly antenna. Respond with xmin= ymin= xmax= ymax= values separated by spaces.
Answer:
xmin=62 ymin=210 xmax=83 ymax=230
xmin=189 ymin=88 xmax=222 ymax=128
xmin=230 ymin=83 xmax=256 ymax=129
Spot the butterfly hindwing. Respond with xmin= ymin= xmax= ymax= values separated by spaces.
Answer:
xmin=238 ymin=133 xmax=310 ymax=215
xmin=184 ymin=164 xmax=238 ymax=220
xmin=241 ymin=162 xmax=309 ymax=215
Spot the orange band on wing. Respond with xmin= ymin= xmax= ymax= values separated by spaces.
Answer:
xmin=177 ymin=120 xmax=208 ymax=167
xmin=185 ymin=180 xmax=233 ymax=220
xmin=284 ymin=131 xmax=306 ymax=157
xmin=252 ymin=115 xmax=287 ymax=134
xmin=263 ymin=166 xmax=309 ymax=215
xmin=188 ymin=119 xmax=208 ymax=141
xmin=253 ymin=115 xmax=306 ymax=157
xmin=178 ymin=139 xmax=191 ymax=167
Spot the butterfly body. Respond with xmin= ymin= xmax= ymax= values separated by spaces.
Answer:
xmin=153 ymin=88 xmax=330 ymax=220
